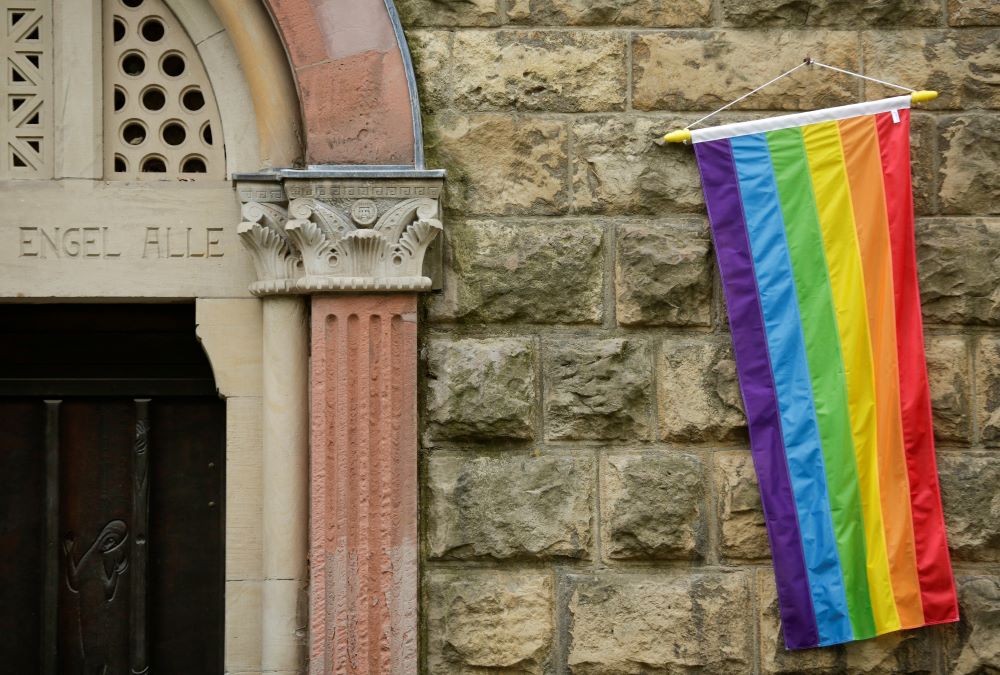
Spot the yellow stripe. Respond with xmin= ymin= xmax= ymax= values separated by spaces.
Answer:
xmin=802 ymin=120 xmax=902 ymax=634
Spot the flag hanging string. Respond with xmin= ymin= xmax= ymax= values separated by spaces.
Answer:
xmin=661 ymin=57 xmax=936 ymax=143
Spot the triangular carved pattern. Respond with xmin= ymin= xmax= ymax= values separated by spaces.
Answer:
xmin=1 ymin=2 xmax=51 ymax=178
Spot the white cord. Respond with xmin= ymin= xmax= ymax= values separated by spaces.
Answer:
xmin=685 ymin=59 xmax=917 ymax=130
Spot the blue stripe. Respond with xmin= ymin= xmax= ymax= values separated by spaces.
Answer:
xmin=730 ymin=133 xmax=854 ymax=644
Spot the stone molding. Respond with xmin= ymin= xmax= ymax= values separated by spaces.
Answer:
xmin=235 ymin=171 xmax=444 ymax=295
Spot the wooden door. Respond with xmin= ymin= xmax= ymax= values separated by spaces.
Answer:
xmin=0 ymin=305 xmax=224 ymax=675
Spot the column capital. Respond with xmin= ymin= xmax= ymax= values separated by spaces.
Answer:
xmin=235 ymin=169 xmax=445 ymax=296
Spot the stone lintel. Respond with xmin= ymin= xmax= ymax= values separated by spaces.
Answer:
xmin=235 ymin=170 xmax=445 ymax=296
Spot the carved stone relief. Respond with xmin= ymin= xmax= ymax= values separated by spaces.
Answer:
xmin=236 ymin=174 xmax=445 ymax=295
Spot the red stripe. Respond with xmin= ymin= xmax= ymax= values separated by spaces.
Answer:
xmin=875 ymin=109 xmax=958 ymax=624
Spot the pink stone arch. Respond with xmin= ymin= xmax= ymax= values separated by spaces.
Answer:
xmin=265 ymin=0 xmax=424 ymax=167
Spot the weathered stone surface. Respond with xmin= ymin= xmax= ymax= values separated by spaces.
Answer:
xmin=426 ymin=452 xmax=594 ymax=559
xmin=615 ymin=222 xmax=712 ymax=327
xmin=633 ymin=31 xmax=858 ymax=111
xmin=716 ymin=452 xmax=769 ymax=561
xmin=397 ymin=0 xmax=503 ymax=26
xmin=950 ymin=0 xmax=1000 ymax=26
xmin=602 ymin=452 xmax=705 ymax=560
xmin=938 ymin=453 xmax=1000 ymax=561
xmin=451 ymin=31 xmax=626 ymax=112
xmin=544 ymin=338 xmax=652 ymax=441
xmin=944 ymin=576 xmax=1000 ymax=674
xmin=426 ymin=114 xmax=568 ymax=216
xmin=566 ymin=572 xmax=753 ymax=674
xmin=843 ymin=631 xmax=934 ymax=674
xmin=916 ymin=218 xmax=1000 ymax=325
xmin=658 ymin=339 xmax=746 ymax=443
xmin=428 ymin=220 xmax=603 ymax=324
xmin=426 ymin=571 xmax=552 ymax=673
xmin=722 ymin=0 xmax=940 ymax=27
xmin=758 ymin=572 xmax=841 ymax=673
xmin=978 ymin=337 xmax=1000 ymax=446
xmin=407 ymin=30 xmax=452 ymax=113
xmin=862 ymin=30 xmax=1000 ymax=109
xmin=571 ymin=116 xmax=705 ymax=215
xmin=506 ymin=0 xmax=711 ymax=26
xmin=939 ymin=115 xmax=1000 ymax=215
xmin=925 ymin=335 xmax=971 ymax=444
xmin=425 ymin=337 xmax=537 ymax=441
xmin=910 ymin=112 xmax=937 ymax=216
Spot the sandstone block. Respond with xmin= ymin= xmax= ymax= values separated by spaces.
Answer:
xmin=426 ymin=452 xmax=594 ymax=560
xmin=938 ymin=452 xmax=1000 ymax=562
xmin=426 ymin=114 xmax=568 ymax=216
xmin=916 ymin=218 xmax=1000 ymax=325
xmin=949 ymin=0 xmax=1000 ymax=26
xmin=614 ymin=222 xmax=713 ymax=327
xmin=571 ymin=116 xmax=705 ymax=215
xmin=910 ymin=112 xmax=937 ymax=216
xmin=658 ymin=339 xmax=746 ymax=443
xmin=602 ymin=452 xmax=705 ymax=560
xmin=758 ymin=572 xmax=840 ymax=673
xmin=716 ymin=451 xmax=769 ymax=561
xmin=425 ymin=337 xmax=537 ymax=442
xmin=397 ymin=0 xmax=503 ymax=26
xmin=722 ymin=0 xmax=940 ymax=27
xmin=862 ymin=30 xmax=1000 ymax=110
xmin=406 ymin=30 xmax=452 ymax=113
xmin=451 ymin=31 xmax=626 ymax=112
xmin=842 ymin=630 xmax=934 ymax=674
xmin=925 ymin=335 xmax=971 ymax=444
xmin=506 ymin=0 xmax=711 ymax=26
xmin=633 ymin=31 xmax=858 ymax=111
xmin=425 ymin=571 xmax=552 ymax=673
xmin=544 ymin=338 xmax=653 ymax=441
xmin=978 ymin=337 xmax=1000 ymax=446
xmin=944 ymin=576 xmax=1000 ymax=674
xmin=939 ymin=115 xmax=1000 ymax=215
xmin=428 ymin=220 xmax=603 ymax=324
xmin=566 ymin=572 xmax=753 ymax=674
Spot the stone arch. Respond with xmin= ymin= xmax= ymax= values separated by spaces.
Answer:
xmin=264 ymin=0 xmax=424 ymax=167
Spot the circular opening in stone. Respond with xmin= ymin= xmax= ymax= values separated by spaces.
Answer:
xmin=121 ymin=120 xmax=147 ymax=145
xmin=121 ymin=0 xmax=143 ymax=8
xmin=113 ymin=17 xmax=126 ymax=42
xmin=121 ymin=51 xmax=145 ymax=77
xmin=181 ymin=156 xmax=207 ymax=173
xmin=113 ymin=86 xmax=126 ymax=112
xmin=141 ymin=155 xmax=166 ymax=173
xmin=181 ymin=87 xmax=204 ymax=112
xmin=141 ymin=85 xmax=166 ymax=111
xmin=139 ymin=17 xmax=164 ymax=42
xmin=162 ymin=121 xmax=186 ymax=146
xmin=114 ymin=155 xmax=127 ymax=173
xmin=161 ymin=52 xmax=185 ymax=77
xmin=201 ymin=122 xmax=213 ymax=145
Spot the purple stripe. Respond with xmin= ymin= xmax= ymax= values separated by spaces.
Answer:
xmin=695 ymin=139 xmax=819 ymax=649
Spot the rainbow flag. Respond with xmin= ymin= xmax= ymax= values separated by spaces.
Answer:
xmin=692 ymin=96 xmax=959 ymax=649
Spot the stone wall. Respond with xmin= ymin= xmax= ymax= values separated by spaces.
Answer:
xmin=399 ymin=0 xmax=1000 ymax=671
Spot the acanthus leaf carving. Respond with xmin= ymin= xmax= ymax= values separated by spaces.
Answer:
xmin=236 ymin=176 xmax=444 ymax=295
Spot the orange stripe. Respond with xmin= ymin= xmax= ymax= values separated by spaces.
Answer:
xmin=838 ymin=115 xmax=925 ymax=628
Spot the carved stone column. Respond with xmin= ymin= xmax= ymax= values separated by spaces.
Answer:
xmin=237 ymin=170 xmax=444 ymax=675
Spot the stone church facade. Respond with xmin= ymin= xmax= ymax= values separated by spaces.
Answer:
xmin=0 ymin=0 xmax=996 ymax=673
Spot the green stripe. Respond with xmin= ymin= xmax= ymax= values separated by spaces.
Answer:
xmin=766 ymin=126 xmax=877 ymax=639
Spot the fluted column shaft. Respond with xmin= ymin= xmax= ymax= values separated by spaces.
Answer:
xmin=309 ymin=293 xmax=418 ymax=675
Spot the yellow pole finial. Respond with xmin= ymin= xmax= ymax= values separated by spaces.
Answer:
xmin=662 ymin=128 xmax=692 ymax=144
xmin=910 ymin=90 xmax=938 ymax=104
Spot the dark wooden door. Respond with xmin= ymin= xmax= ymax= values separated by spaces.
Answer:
xmin=0 ymin=305 xmax=225 ymax=675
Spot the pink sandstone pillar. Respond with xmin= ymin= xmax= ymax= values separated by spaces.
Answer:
xmin=309 ymin=293 xmax=419 ymax=675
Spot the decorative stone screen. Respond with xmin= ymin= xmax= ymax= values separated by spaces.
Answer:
xmin=103 ymin=0 xmax=224 ymax=180
xmin=1 ymin=0 xmax=52 ymax=178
